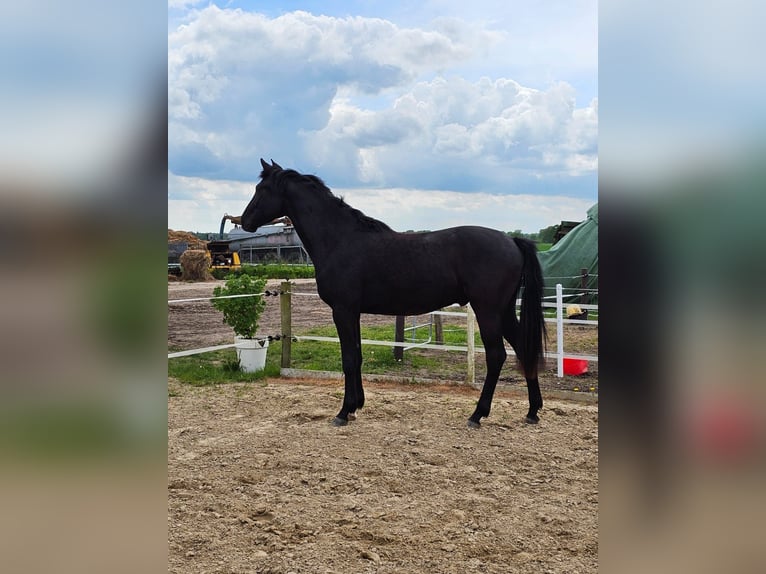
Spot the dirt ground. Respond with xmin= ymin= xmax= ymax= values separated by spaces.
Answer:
xmin=168 ymin=279 xmax=599 ymax=395
xmin=168 ymin=377 xmax=598 ymax=573
xmin=168 ymin=279 xmax=598 ymax=572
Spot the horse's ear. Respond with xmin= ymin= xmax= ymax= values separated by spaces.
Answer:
xmin=270 ymin=159 xmax=283 ymax=170
xmin=260 ymin=158 xmax=270 ymax=173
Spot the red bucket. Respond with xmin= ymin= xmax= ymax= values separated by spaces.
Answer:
xmin=563 ymin=358 xmax=588 ymax=375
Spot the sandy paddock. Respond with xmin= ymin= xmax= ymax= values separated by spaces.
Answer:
xmin=168 ymin=377 xmax=597 ymax=573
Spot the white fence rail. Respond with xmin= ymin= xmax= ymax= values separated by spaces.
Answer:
xmin=168 ymin=282 xmax=598 ymax=380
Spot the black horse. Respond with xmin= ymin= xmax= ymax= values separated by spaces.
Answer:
xmin=241 ymin=159 xmax=547 ymax=428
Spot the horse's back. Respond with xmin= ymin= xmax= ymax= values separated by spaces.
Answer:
xmin=444 ymin=226 xmax=525 ymax=302
xmin=430 ymin=225 xmax=522 ymax=272
xmin=348 ymin=226 xmax=524 ymax=315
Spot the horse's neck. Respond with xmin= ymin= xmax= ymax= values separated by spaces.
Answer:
xmin=283 ymin=184 xmax=354 ymax=266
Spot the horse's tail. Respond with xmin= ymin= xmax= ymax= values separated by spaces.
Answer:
xmin=512 ymin=237 xmax=547 ymax=378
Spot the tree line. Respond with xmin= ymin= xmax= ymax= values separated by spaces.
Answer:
xmin=404 ymin=224 xmax=559 ymax=243
xmin=504 ymin=224 xmax=558 ymax=244
xmin=200 ymin=224 xmax=561 ymax=244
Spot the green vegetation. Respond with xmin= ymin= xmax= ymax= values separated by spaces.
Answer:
xmin=505 ymin=224 xmax=559 ymax=244
xmin=404 ymin=226 xmax=561 ymax=247
xmin=211 ymin=274 xmax=267 ymax=338
xmin=168 ymin=322 xmax=478 ymax=385
xmin=304 ymin=323 xmax=480 ymax=349
xmin=536 ymin=224 xmax=559 ymax=244
xmin=168 ymin=349 xmax=280 ymax=385
xmin=169 ymin=311 xmax=600 ymax=387
xmin=291 ymin=324 xmax=480 ymax=374
xmin=212 ymin=263 xmax=315 ymax=280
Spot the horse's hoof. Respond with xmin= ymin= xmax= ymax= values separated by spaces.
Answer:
xmin=467 ymin=419 xmax=481 ymax=429
xmin=332 ymin=417 xmax=348 ymax=427
xmin=347 ymin=413 xmax=357 ymax=421
xmin=525 ymin=415 xmax=539 ymax=424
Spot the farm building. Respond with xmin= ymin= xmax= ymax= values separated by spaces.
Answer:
xmin=227 ymin=223 xmax=310 ymax=264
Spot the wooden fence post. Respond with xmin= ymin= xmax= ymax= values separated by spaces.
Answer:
xmin=433 ymin=312 xmax=443 ymax=345
xmin=393 ymin=315 xmax=405 ymax=360
xmin=280 ymin=280 xmax=292 ymax=368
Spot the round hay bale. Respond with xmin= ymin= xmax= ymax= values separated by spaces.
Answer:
xmin=180 ymin=249 xmax=213 ymax=281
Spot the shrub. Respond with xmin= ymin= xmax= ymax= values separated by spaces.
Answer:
xmin=211 ymin=274 xmax=267 ymax=339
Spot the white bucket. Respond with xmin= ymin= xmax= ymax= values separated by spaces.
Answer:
xmin=234 ymin=337 xmax=269 ymax=372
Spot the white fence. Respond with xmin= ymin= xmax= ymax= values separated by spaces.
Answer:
xmin=168 ymin=282 xmax=598 ymax=380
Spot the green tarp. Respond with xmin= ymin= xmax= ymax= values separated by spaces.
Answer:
xmin=538 ymin=203 xmax=598 ymax=304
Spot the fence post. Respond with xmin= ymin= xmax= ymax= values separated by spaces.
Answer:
xmin=280 ymin=280 xmax=292 ymax=368
xmin=393 ymin=316 xmax=405 ymax=360
xmin=466 ymin=304 xmax=475 ymax=385
xmin=433 ymin=312 xmax=443 ymax=345
xmin=580 ymin=268 xmax=588 ymax=306
xmin=556 ymin=283 xmax=564 ymax=378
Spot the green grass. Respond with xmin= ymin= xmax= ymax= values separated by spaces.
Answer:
xmin=168 ymin=349 xmax=280 ymax=386
xmin=171 ymin=307 xmax=603 ymax=386
xmin=302 ymin=323 xmax=479 ymax=345
xmin=168 ymin=308 xmax=599 ymax=387
xmin=536 ymin=243 xmax=553 ymax=251
xmin=168 ymin=321 xmax=477 ymax=385
xmin=288 ymin=323 xmax=477 ymax=376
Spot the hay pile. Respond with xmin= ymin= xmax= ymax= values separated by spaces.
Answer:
xmin=168 ymin=229 xmax=207 ymax=250
xmin=180 ymin=249 xmax=213 ymax=281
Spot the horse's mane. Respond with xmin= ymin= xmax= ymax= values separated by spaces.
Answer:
xmin=271 ymin=169 xmax=394 ymax=233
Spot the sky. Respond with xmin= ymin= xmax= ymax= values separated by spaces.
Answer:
xmin=168 ymin=0 xmax=597 ymax=233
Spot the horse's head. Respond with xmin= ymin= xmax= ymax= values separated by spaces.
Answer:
xmin=240 ymin=158 xmax=286 ymax=232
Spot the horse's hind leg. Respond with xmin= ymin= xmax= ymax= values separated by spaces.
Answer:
xmin=348 ymin=341 xmax=364 ymax=420
xmin=523 ymin=377 xmax=543 ymax=424
xmin=503 ymin=310 xmax=543 ymax=424
xmin=331 ymin=307 xmax=364 ymax=426
xmin=468 ymin=310 xmax=506 ymax=428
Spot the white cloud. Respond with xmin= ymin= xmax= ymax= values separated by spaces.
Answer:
xmin=168 ymin=172 xmax=259 ymax=232
xmin=168 ymin=0 xmax=205 ymax=9
xmin=168 ymin=6 xmax=541 ymax=184
xmin=168 ymin=4 xmax=597 ymax=232
xmin=168 ymin=171 xmax=253 ymax=201
xmin=340 ymin=187 xmax=593 ymax=232
xmin=168 ymin=172 xmax=594 ymax=233
xmin=306 ymin=77 xmax=597 ymax=187
xmin=168 ymin=7 xmax=485 ymax=120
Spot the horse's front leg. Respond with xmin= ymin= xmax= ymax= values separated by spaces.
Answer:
xmin=347 ymin=335 xmax=364 ymax=421
xmin=331 ymin=307 xmax=363 ymax=426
